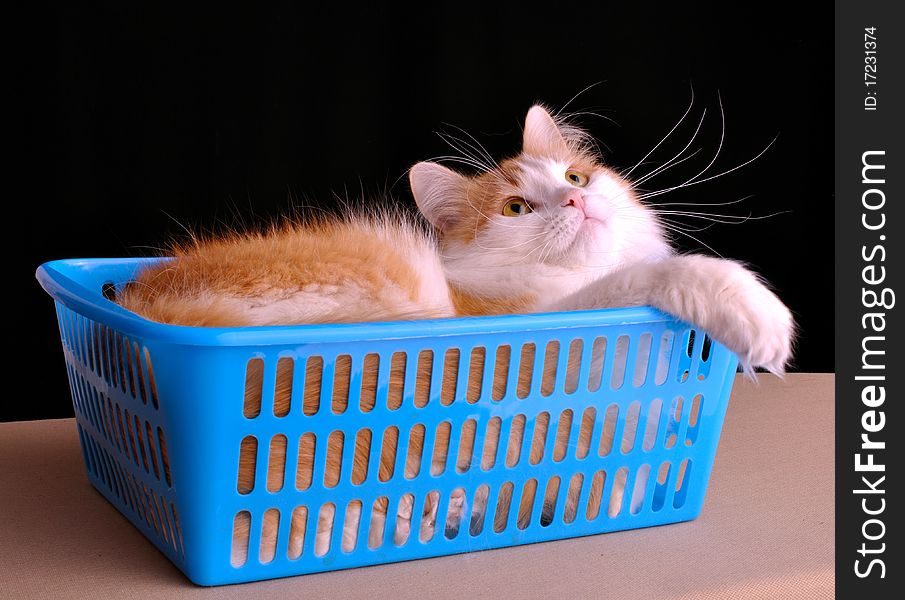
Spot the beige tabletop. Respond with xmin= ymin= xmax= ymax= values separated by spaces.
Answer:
xmin=0 ymin=373 xmax=834 ymax=599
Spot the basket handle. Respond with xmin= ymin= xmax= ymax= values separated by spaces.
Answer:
xmin=36 ymin=258 xmax=169 ymax=335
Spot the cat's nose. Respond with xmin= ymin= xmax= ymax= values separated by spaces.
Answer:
xmin=561 ymin=190 xmax=586 ymax=214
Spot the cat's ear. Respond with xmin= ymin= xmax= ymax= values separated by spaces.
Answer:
xmin=523 ymin=105 xmax=570 ymax=157
xmin=409 ymin=161 xmax=469 ymax=231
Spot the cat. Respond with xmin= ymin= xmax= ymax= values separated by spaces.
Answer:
xmin=117 ymin=104 xmax=793 ymax=563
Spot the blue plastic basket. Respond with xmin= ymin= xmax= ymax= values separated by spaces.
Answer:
xmin=37 ymin=258 xmax=738 ymax=586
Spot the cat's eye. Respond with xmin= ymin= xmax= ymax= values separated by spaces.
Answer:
xmin=565 ymin=169 xmax=589 ymax=187
xmin=502 ymin=198 xmax=532 ymax=217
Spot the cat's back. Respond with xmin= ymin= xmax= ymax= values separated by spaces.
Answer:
xmin=118 ymin=215 xmax=454 ymax=327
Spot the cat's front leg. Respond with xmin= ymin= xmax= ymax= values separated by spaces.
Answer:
xmin=546 ymin=255 xmax=794 ymax=374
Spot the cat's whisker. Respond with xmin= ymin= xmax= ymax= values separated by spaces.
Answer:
xmin=675 ymin=92 xmax=726 ymax=189
xmin=655 ymin=221 xmax=724 ymax=256
xmin=435 ymin=137 xmax=488 ymax=173
xmin=522 ymin=235 xmax=555 ymax=262
xmin=431 ymin=154 xmax=490 ymax=172
xmin=656 ymin=217 xmax=718 ymax=234
xmin=654 ymin=209 xmax=790 ymax=223
xmin=654 ymin=209 xmax=756 ymax=221
xmin=442 ymin=123 xmax=500 ymax=171
xmin=436 ymin=132 xmax=495 ymax=174
xmin=561 ymin=108 xmax=619 ymax=128
xmin=555 ymin=106 xmax=618 ymax=156
xmin=440 ymin=138 xmax=493 ymax=174
xmin=610 ymin=206 xmax=722 ymax=240
xmin=622 ymin=83 xmax=696 ymax=178
xmin=472 ymin=230 xmax=548 ymax=252
xmin=638 ymin=134 xmax=777 ymax=201
xmin=538 ymin=232 xmax=562 ymax=264
xmin=426 ymin=156 xmax=513 ymax=192
xmin=431 ymin=157 xmax=491 ymax=174
xmin=631 ymin=108 xmax=707 ymax=187
xmin=631 ymin=149 xmax=702 ymax=190
xmin=426 ymin=154 xmax=512 ymax=190
xmin=611 ymin=108 xmax=708 ymax=206
xmin=555 ymin=81 xmax=605 ymax=117
xmin=653 ymin=194 xmax=754 ymax=208
xmin=453 ymin=129 xmax=499 ymax=170
xmin=390 ymin=167 xmax=414 ymax=194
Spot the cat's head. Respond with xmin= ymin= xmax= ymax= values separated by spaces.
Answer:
xmin=410 ymin=105 xmax=669 ymax=296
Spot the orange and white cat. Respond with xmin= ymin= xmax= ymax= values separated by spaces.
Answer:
xmin=119 ymin=105 xmax=793 ymax=560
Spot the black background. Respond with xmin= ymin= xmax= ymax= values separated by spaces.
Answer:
xmin=17 ymin=3 xmax=832 ymax=422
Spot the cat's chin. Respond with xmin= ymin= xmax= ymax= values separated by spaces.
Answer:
xmin=546 ymin=222 xmax=615 ymax=268
xmin=581 ymin=216 xmax=607 ymax=229
xmin=572 ymin=218 xmax=611 ymax=248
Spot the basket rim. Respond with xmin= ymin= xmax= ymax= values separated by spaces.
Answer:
xmin=37 ymin=257 xmax=688 ymax=348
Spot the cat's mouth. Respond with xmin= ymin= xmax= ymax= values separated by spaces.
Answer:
xmin=580 ymin=215 xmax=607 ymax=229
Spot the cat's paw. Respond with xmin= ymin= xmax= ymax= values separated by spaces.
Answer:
xmin=393 ymin=495 xmax=415 ymax=545
xmin=419 ymin=491 xmax=441 ymax=541
xmin=444 ymin=488 xmax=467 ymax=537
xmin=393 ymin=515 xmax=411 ymax=546
xmin=678 ymin=256 xmax=794 ymax=375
